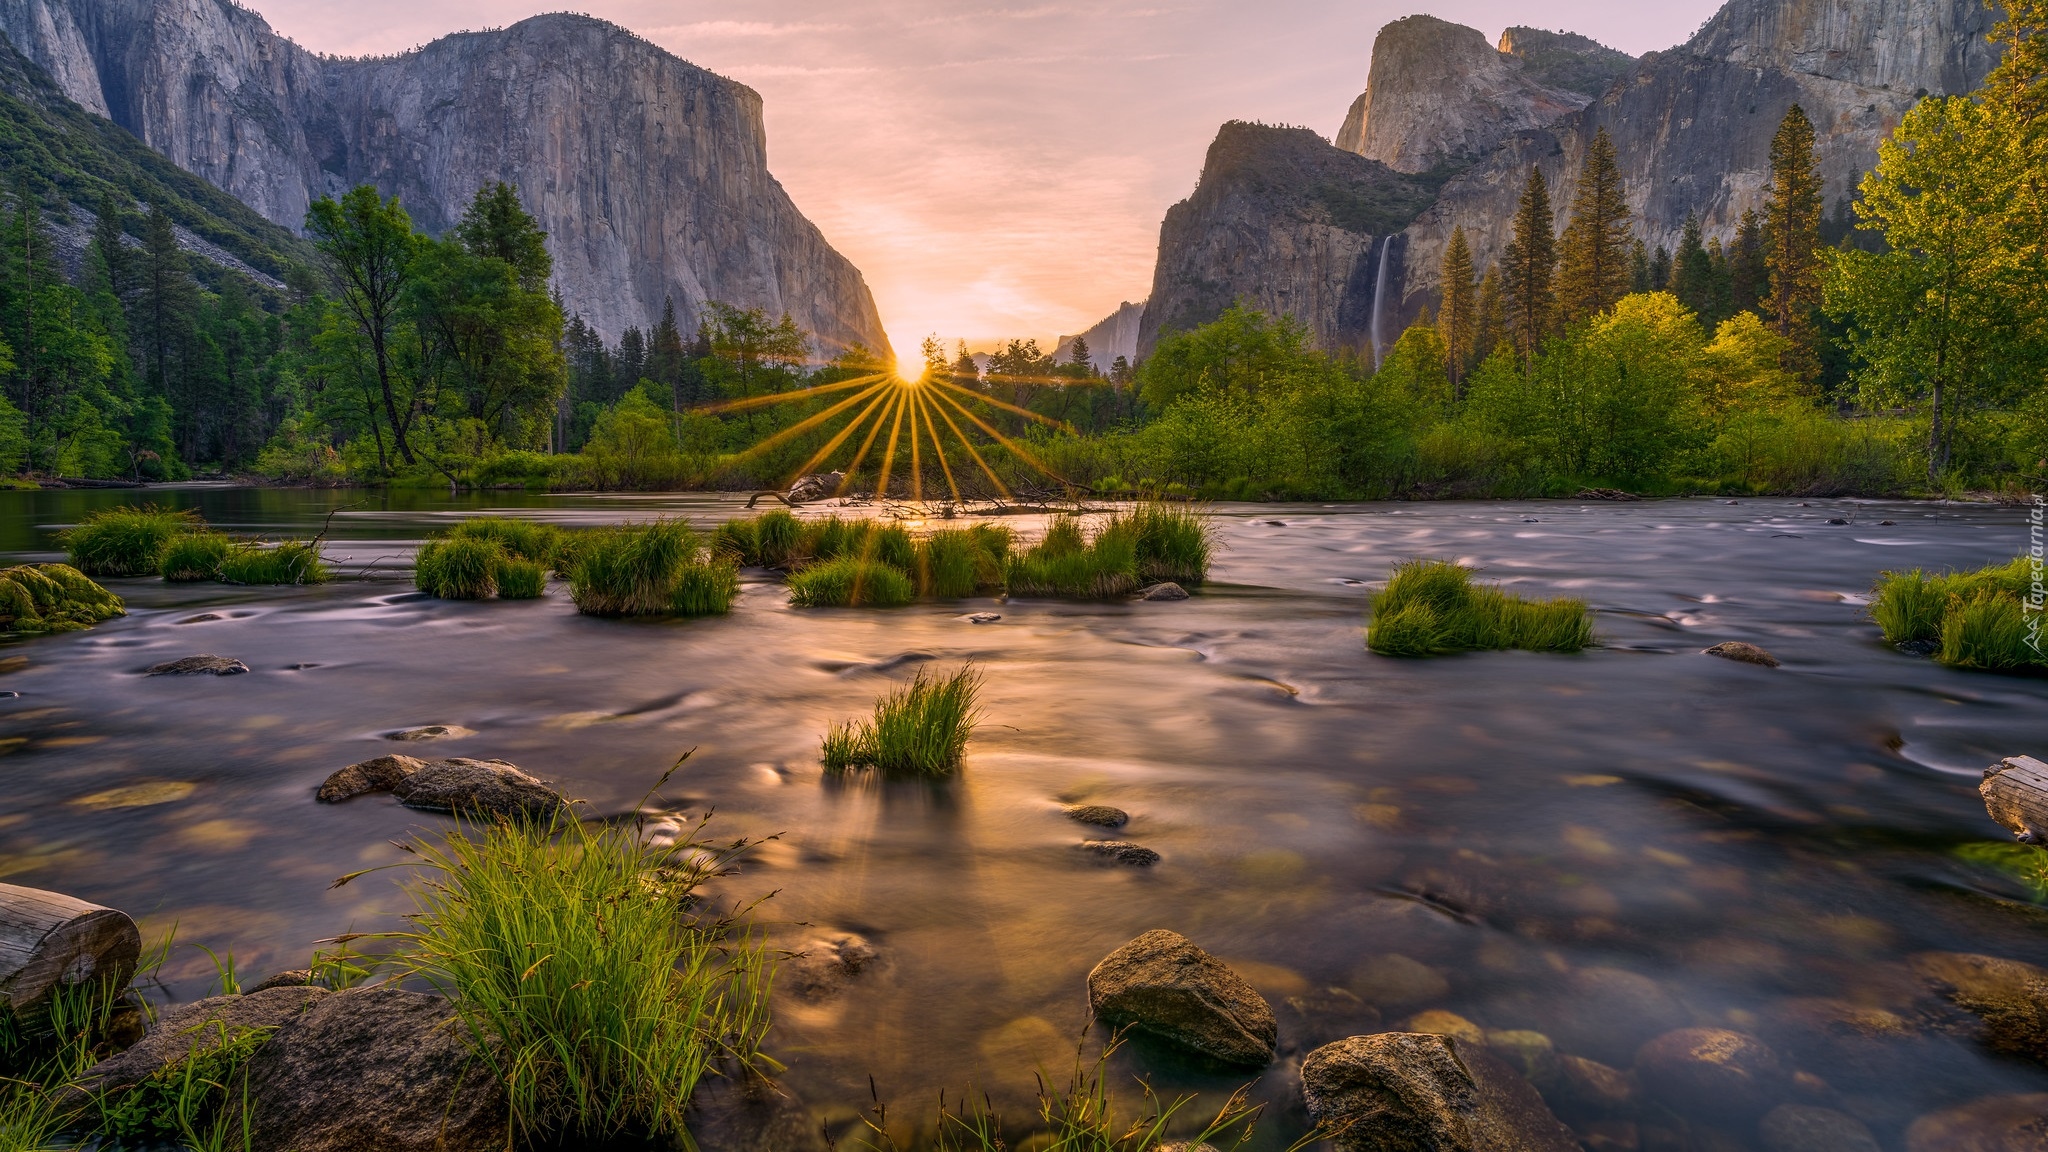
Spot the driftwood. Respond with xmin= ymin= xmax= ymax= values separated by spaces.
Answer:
xmin=1981 ymin=756 xmax=2048 ymax=843
xmin=0 ymin=883 xmax=141 ymax=1020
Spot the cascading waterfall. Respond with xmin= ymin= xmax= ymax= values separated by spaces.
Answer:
xmin=1369 ymin=237 xmax=1395 ymax=370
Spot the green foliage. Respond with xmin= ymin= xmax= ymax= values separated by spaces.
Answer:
xmin=1956 ymin=840 xmax=2048 ymax=901
xmin=494 ymin=557 xmax=549 ymax=601
xmin=91 ymin=1019 xmax=269 ymax=1147
xmin=1367 ymin=560 xmax=1593 ymax=656
xmin=754 ymin=510 xmax=801 ymax=567
xmin=1005 ymin=516 xmax=1140 ymax=599
xmin=787 ymin=557 xmax=917 ymax=608
xmin=416 ymin=537 xmax=504 ymax=599
xmin=62 ymin=505 xmax=200 ymax=576
xmin=0 ymin=563 xmax=124 ymax=633
xmin=567 ymin=520 xmax=726 ymax=618
xmin=667 ymin=556 xmax=739 ymax=616
xmin=1112 ymin=503 xmax=1213 ymax=585
xmin=417 ymin=520 xmax=565 ymax=600
xmin=797 ymin=516 xmax=915 ymax=571
xmin=709 ymin=518 xmax=757 ymax=564
xmin=159 ymin=532 xmax=232 ymax=582
xmin=217 ymin=541 xmax=327 ymax=585
xmin=445 ymin=517 xmax=565 ymax=568
xmin=822 ymin=665 xmax=981 ymax=776
xmin=1870 ymin=559 xmax=2043 ymax=672
xmin=915 ymin=527 xmax=1010 ymax=598
xmin=1941 ymin=590 xmax=2039 ymax=671
xmin=380 ymin=809 xmax=771 ymax=1144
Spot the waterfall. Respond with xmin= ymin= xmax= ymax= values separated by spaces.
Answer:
xmin=1369 ymin=237 xmax=1395 ymax=370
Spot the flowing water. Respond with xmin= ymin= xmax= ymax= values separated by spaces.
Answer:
xmin=5 ymin=488 xmax=2048 ymax=1148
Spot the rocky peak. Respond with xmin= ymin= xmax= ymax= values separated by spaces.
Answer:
xmin=1499 ymin=27 xmax=1638 ymax=98
xmin=1687 ymin=0 xmax=1998 ymax=96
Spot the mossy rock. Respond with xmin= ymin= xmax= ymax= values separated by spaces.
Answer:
xmin=0 ymin=564 xmax=125 ymax=634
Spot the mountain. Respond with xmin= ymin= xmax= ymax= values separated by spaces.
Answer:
xmin=0 ymin=0 xmax=891 ymax=357
xmin=1054 ymin=301 xmax=1144 ymax=372
xmin=1498 ymin=27 xmax=1637 ymax=99
xmin=1137 ymin=123 xmax=1439 ymax=361
xmin=1394 ymin=0 xmax=2002 ymax=322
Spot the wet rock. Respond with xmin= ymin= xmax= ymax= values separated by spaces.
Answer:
xmin=1576 ymin=488 xmax=1640 ymax=502
xmin=687 ymin=1075 xmax=829 ymax=1152
xmin=784 ymin=932 xmax=881 ymax=999
xmin=1554 ymin=1054 xmax=1636 ymax=1115
xmin=1759 ymin=1104 xmax=1880 ymax=1152
xmin=70 ymin=986 xmax=329 ymax=1100
xmin=316 ymin=755 xmax=568 ymax=820
xmin=964 ymin=612 xmax=1001 ymax=624
xmin=316 ymin=755 xmax=428 ymax=803
xmin=787 ymin=472 xmax=845 ymax=503
xmin=1301 ymin=1032 xmax=1580 ymax=1152
xmin=247 ymin=969 xmax=315 ymax=994
xmin=1487 ymin=1030 xmax=1559 ymax=1091
xmin=1553 ymin=967 xmax=1691 ymax=1065
xmin=1763 ymin=997 xmax=1918 ymax=1087
xmin=1407 ymin=1009 xmax=1486 ymax=1048
xmin=1350 ymin=953 xmax=1450 ymax=1010
xmin=1826 ymin=518 xmax=1851 ymax=526
xmin=1703 ymin=642 xmax=1779 ymax=668
xmin=176 ymin=613 xmax=223 ymax=624
xmin=1064 ymin=804 xmax=1130 ymax=828
xmin=1633 ymin=1028 xmax=1782 ymax=1123
xmin=1905 ymin=1094 xmax=2048 ymax=1152
xmin=245 ymin=986 xmax=508 ymax=1152
xmin=1139 ymin=582 xmax=1190 ymax=601
xmin=1086 ymin=929 xmax=1277 ymax=1067
xmin=1898 ymin=638 xmax=1941 ymax=656
xmin=387 ymin=725 xmax=474 ymax=741
xmin=1880 ymin=521 xmax=1897 ymax=526
xmin=1910 ymin=951 xmax=2048 ymax=1063
xmin=1079 ymin=840 xmax=1161 ymax=866
xmin=1578 ymin=1120 xmax=1639 ymax=1151
xmin=146 ymin=655 xmax=249 ymax=676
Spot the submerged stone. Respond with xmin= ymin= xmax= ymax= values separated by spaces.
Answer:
xmin=146 ymin=655 xmax=249 ymax=676
xmin=1760 ymin=1104 xmax=1880 ymax=1152
xmin=785 ymin=932 xmax=881 ymax=999
xmin=386 ymin=725 xmax=475 ymax=741
xmin=1079 ymin=840 xmax=1161 ymax=866
xmin=1064 ymin=804 xmax=1130 ymax=828
xmin=1139 ymin=582 xmax=1190 ymax=601
xmin=1904 ymin=1094 xmax=2048 ymax=1152
xmin=1703 ymin=642 xmax=1779 ymax=668
xmin=1633 ymin=1028 xmax=1783 ymax=1122
xmin=1350 ymin=953 xmax=1450 ymax=1010
xmin=1302 ymin=1032 xmax=1579 ymax=1152
xmin=315 ymin=754 xmax=567 ymax=820
xmin=1087 ymin=929 xmax=1276 ymax=1067
xmin=1910 ymin=951 xmax=2048 ymax=1064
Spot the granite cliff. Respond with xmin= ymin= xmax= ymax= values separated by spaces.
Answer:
xmin=0 ymin=0 xmax=890 ymax=356
xmin=1055 ymin=301 xmax=1145 ymax=373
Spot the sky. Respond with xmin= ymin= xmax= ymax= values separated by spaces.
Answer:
xmin=248 ymin=0 xmax=1725 ymax=354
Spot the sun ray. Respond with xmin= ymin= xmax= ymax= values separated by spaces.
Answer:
xmin=933 ymin=377 xmax=1076 ymax=433
xmin=917 ymin=388 xmax=961 ymax=503
xmin=907 ymin=385 xmax=924 ymax=503
xmin=720 ymin=378 xmax=893 ymax=467
xmin=874 ymin=386 xmax=911 ymax=499
xmin=924 ymin=389 xmax=1011 ymax=498
xmin=690 ymin=372 xmax=889 ymax=416
xmin=786 ymin=386 xmax=890 ymax=486
xmin=930 ymin=387 xmax=1073 ymax=487
xmin=836 ymin=388 xmax=902 ymax=496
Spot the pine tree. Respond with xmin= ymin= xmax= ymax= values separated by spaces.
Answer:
xmin=1437 ymin=226 xmax=1477 ymax=392
xmin=1729 ymin=210 xmax=1768 ymax=317
xmin=1069 ymin=336 xmax=1092 ymax=371
xmin=1649 ymin=246 xmax=1672 ymax=290
xmin=1556 ymin=129 xmax=1632 ymax=324
xmin=1473 ymin=266 xmax=1507 ymax=363
xmin=1629 ymin=239 xmax=1651 ymax=293
xmin=89 ymin=193 xmax=130 ymax=298
xmin=135 ymin=207 xmax=198 ymax=422
xmin=1671 ymin=212 xmax=1717 ymax=323
xmin=1767 ymin=104 xmax=1825 ymax=379
xmin=649 ymin=297 xmax=688 ymax=412
xmin=1501 ymin=166 xmax=1558 ymax=360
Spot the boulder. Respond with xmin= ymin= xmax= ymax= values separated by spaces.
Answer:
xmin=245 ymin=986 xmax=508 ymax=1152
xmin=315 ymin=755 xmax=568 ymax=820
xmin=69 ymin=986 xmax=329 ymax=1100
xmin=1300 ymin=1032 xmax=1579 ymax=1152
xmin=1703 ymin=642 xmax=1779 ymax=668
xmin=1759 ymin=1104 xmax=1880 ymax=1152
xmin=246 ymin=969 xmax=315 ymax=994
xmin=1079 ymin=841 xmax=1161 ymax=866
xmin=1910 ymin=951 xmax=2048 ymax=1063
xmin=1633 ymin=1028 xmax=1782 ymax=1122
xmin=1904 ymin=1094 xmax=2048 ymax=1152
xmin=1086 ymin=930 xmax=1277 ymax=1067
xmin=146 ymin=655 xmax=249 ymax=676
xmin=316 ymin=755 xmax=428 ymax=803
xmin=1139 ymin=582 xmax=1189 ymax=601
xmin=1064 ymin=804 xmax=1130 ymax=829
xmin=787 ymin=472 xmax=845 ymax=503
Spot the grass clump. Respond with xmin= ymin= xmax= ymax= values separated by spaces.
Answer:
xmin=822 ymin=665 xmax=980 ymax=776
xmin=494 ymin=557 xmax=549 ymax=600
xmin=158 ymin=533 xmax=233 ymax=582
xmin=1005 ymin=515 xmax=1140 ymax=599
xmin=416 ymin=518 xmax=568 ymax=600
xmin=798 ymin=516 xmax=917 ymax=572
xmin=710 ymin=518 xmax=758 ymax=564
xmin=1940 ymin=590 xmax=2037 ymax=671
xmin=62 ymin=505 xmax=203 ymax=577
xmin=217 ymin=540 xmax=328 ymax=585
xmin=1113 ymin=503 xmax=1213 ymax=585
xmin=445 ymin=517 xmax=566 ymax=570
xmin=788 ymin=557 xmax=916 ymax=608
xmin=1871 ymin=559 xmax=2046 ymax=672
xmin=668 ymin=556 xmax=740 ymax=616
xmin=415 ymin=537 xmax=504 ymax=599
xmin=915 ymin=527 xmax=1010 ymax=598
xmin=0 ymin=563 xmax=126 ymax=633
xmin=1366 ymin=560 xmax=1593 ymax=657
xmin=568 ymin=520 xmax=732 ymax=618
xmin=754 ymin=510 xmax=801 ymax=567
xmin=378 ymin=807 xmax=771 ymax=1145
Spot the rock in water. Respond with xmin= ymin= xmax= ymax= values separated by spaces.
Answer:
xmin=1910 ymin=951 xmax=2048 ymax=1064
xmin=70 ymin=987 xmax=329 ymax=1101
xmin=316 ymin=755 xmax=429 ymax=803
xmin=1760 ymin=1104 xmax=1881 ymax=1152
xmin=1086 ymin=929 xmax=1276 ymax=1067
xmin=146 ymin=655 xmax=249 ymax=676
xmin=1064 ymin=804 xmax=1130 ymax=829
xmin=316 ymin=755 xmax=567 ymax=820
xmin=387 ymin=725 xmax=474 ymax=742
xmin=1301 ymin=1032 xmax=1580 ymax=1152
xmin=1139 ymin=582 xmax=1190 ymax=601
xmin=786 ymin=472 xmax=845 ymax=502
xmin=1904 ymin=1094 xmax=2048 ymax=1152
xmin=1632 ymin=1028 xmax=1783 ymax=1122
xmin=245 ymin=986 xmax=508 ymax=1152
xmin=1079 ymin=841 xmax=1162 ymax=866
xmin=1703 ymin=642 xmax=1779 ymax=667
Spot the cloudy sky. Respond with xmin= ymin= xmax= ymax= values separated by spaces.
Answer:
xmin=251 ymin=0 xmax=1723 ymax=352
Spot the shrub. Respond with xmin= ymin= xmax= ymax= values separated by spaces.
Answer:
xmin=159 ymin=533 xmax=233 ymax=582
xmin=567 ymin=520 xmax=704 ymax=617
xmin=1005 ymin=515 xmax=1139 ymax=599
xmin=787 ymin=557 xmax=916 ymax=608
xmin=494 ymin=558 xmax=549 ymax=600
xmin=63 ymin=505 xmax=202 ymax=576
xmin=754 ymin=510 xmax=801 ymax=567
xmin=1115 ymin=503 xmax=1214 ymax=585
xmin=668 ymin=557 xmax=740 ymax=616
xmin=1367 ymin=560 xmax=1593 ymax=656
xmin=416 ymin=538 xmax=504 ymax=599
xmin=0 ymin=564 xmax=125 ymax=633
xmin=446 ymin=518 xmax=566 ymax=568
xmin=381 ymin=809 xmax=770 ymax=1144
xmin=822 ymin=665 xmax=981 ymax=776
xmin=218 ymin=541 xmax=328 ymax=585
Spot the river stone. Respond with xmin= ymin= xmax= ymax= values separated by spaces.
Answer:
xmin=1904 ymin=1094 xmax=2048 ymax=1152
xmin=964 ymin=612 xmax=1002 ymax=624
xmin=395 ymin=758 xmax=567 ymax=819
xmin=316 ymin=754 xmax=428 ymax=802
xmin=1139 ymin=582 xmax=1190 ymax=601
xmin=687 ymin=1075 xmax=829 ymax=1152
xmin=1633 ymin=1028 xmax=1782 ymax=1122
xmin=1086 ymin=929 xmax=1277 ymax=1067
xmin=146 ymin=655 xmax=249 ymax=676
xmin=785 ymin=932 xmax=881 ymax=999
xmin=1080 ymin=840 xmax=1161 ymax=866
xmin=1760 ymin=1104 xmax=1880 ymax=1152
xmin=1064 ymin=804 xmax=1130 ymax=828
xmin=1300 ymin=1032 xmax=1579 ymax=1152
xmin=246 ymin=969 xmax=315 ymax=994
xmin=69 ymin=986 xmax=329 ymax=1100
xmin=387 ymin=725 xmax=475 ymax=741
xmin=1486 ymin=1030 xmax=1559 ymax=1091
xmin=244 ymin=986 xmax=507 ymax=1152
xmin=1553 ymin=1054 xmax=1635 ymax=1115
xmin=1703 ymin=642 xmax=1779 ymax=668
xmin=1911 ymin=951 xmax=2048 ymax=1063
xmin=1350 ymin=953 xmax=1450 ymax=1010
xmin=1553 ymin=967 xmax=1691 ymax=1065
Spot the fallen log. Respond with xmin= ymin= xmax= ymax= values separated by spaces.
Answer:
xmin=1981 ymin=756 xmax=2048 ymax=843
xmin=0 ymin=883 xmax=141 ymax=1021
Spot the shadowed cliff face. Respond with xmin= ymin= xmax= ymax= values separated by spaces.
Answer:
xmin=1138 ymin=123 xmax=1438 ymax=360
xmin=0 ymin=0 xmax=890 ymax=357
xmin=1395 ymin=0 xmax=2001 ymax=323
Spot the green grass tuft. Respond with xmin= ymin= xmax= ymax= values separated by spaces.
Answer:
xmin=1366 ymin=560 xmax=1593 ymax=656
xmin=63 ymin=505 xmax=203 ymax=577
xmin=1113 ymin=502 xmax=1214 ymax=585
xmin=709 ymin=519 xmax=759 ymax=564
xmin=1004 ymin=515 xmax=1139 ymax=599
xmin=822 ymin=665 xmax=981 ymax=776
xmin=158 ymin=533 xmax=233 ymax=582
xmin=416 ymin=538 xmax=504 ymax=599
xmin=566 ymin=520 xmax=737 ymax=619
xmin=754 ymin=510 xmax=802 ymax=567
xmin=0 ymin=564 xmax=126 ymax=634
xmin=217 ymin=540 xmax=328 ymax=585
xmin=446 ymin=517 xmax=566 ymax=569
xmin=383 ymin=809 xmax=771 ymax=1144
xmin=1940 ymin=590 xmax=2037 ymax=670
xmin=1871 ymin=558 xmax=2047 ymax=672
xmin=668 ymin=557 xmax=740 ymax=616
xmin=915 ymin=528 xmax=1008 ymax=598
xmin=493 ymin=557 xmax=549 ymax=600
xmin=787 ymin=557 xmax=917 ymax=608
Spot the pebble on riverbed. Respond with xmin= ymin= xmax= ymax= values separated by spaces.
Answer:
xmin=145 ymin=655 xmax=249 ymax=676
xmin=1079 ymin=840 xmax=1161 ymax=866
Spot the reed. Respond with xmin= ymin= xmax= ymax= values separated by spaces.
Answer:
xmin=0 ymin=564 xmax=125 ymax=634
xmin=787 ymin=557 xmax=916 ymax=608
xmin=159 ymin=533 xmax=233 ymax=582
xmin=1004 ymin=516 xmax=1139 ymax=599
xmin=1939 ymin=590 xmax=2038 ymax=671
xmin=1112 ymin=503 xmax=1213 ymax=585
xmin=754 ymin=510 xmax=801 ymax=568
xmin=217 ymin=541 xmax=328 ymax=585
xmin=821 ymin=665 xmax=980 ymax=776
xmin=668 ymin=557 xmax=740 ymax=616
xmin=63 ymin=505 xmax=202 ymax=577
xmin=1367 ymin=560 xmax=1592 ymax=656
xmin=915 ymin=528 xmax=1007 ymax=598
xmin=415 ymin=538 xmax=504 ymax=599
xmin=567 ymin=520 xmax=700 ymax=616
xmin=381 ymin=810 xmax=771 ymax=1144
xmin=493 ymin=557 xmax=549 ymax=600
xmin=445 ymin=517 xmax=566 ymax=569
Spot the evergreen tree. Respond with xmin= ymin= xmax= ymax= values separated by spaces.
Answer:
xmin=1767 ymin=104 xmax=1826 ymax=380
xmin=1437 ymin=225 xmax=1477 ymax=392
xmin=1671 ymin=212 xmax=1717 ymax=324
xmin=89 ymin=194 xmax=130 ymax=300
xmin=1649 ymin=246 xmax=1672 ymax=291
xmin=648 ymin=297 xmax=688 ymax=411
xmin=1629 ymin=239 xmax=1651 ymax=293
xmin=1473 ymin=266 xmax=1507 ymax=364
xmin=453 ymin=182 xmax=551 ymax=291
xmin=617 ymin=326 xmax=647 ymax=390
xmin=1729 ymin=209 xmax=1768 ymax=317
xmin=135 ymin=207 xmax=199 ymax=450
xmin=1501 ymin=167 xmax=1558 ymax=360
xmin=1556 ymin=129 xmax=1632 ymax=324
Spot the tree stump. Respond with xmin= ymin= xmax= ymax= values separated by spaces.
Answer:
xmin=0 ymin=883 xmax=141 ymax=1022
xmin=1981 ymin=756 xmax=2048 ymax=843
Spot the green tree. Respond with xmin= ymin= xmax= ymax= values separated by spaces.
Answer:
xmin=1671 ymin=213 xmax=1717 ymax=326
xmin=1501 ymin=167 xmax=1558 ymax=361
xmin=1768 ymin=105 xmax=1826 ymax=380
xmin=1556 ymin=129 xmax=1632 ymax=325
xmin=1729 ymin=209 xmax=1768 ymax=318
xmin=452 ymin=181 xmax=552 ymax=291
xmin=1472 ymin=266 xmax=1506 ymax=365
xmin=1138 ymin=305 xmax=1317 ymax=409
xmin=307 ymin=187 xmax=423 ymax=468
xmin=1438 ymin=225 xmax=1476 ymax=393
